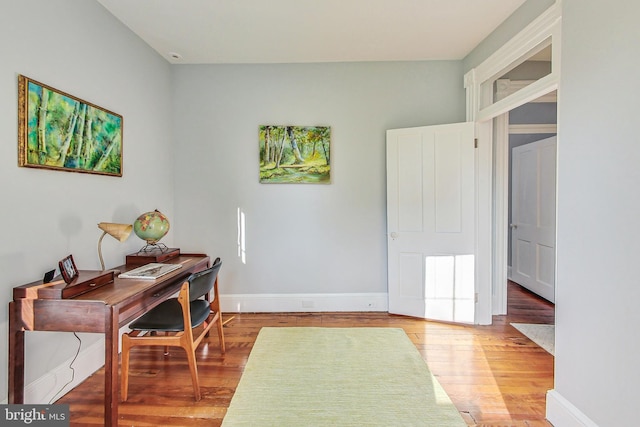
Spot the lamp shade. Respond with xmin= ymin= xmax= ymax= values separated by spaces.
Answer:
xmin=98 ymin=222 xmax=133 ymax=270
xmin=98 ymin=222 xmax=132 ymax=242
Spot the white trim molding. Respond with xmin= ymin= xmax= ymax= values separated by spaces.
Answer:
xmin=546 ymin=390 xmax=599 ymax=427
xmin=221 ymin=293 xmax=389 ymax=313
xmin=464 ymin=1 xmax=561 ymax=123
xmin=4 ymin=326 xmax=136 ymax=405
xmin=492 ymin=113 xmax=510 ymax=315
xmin=465 ymin=69 xmax=478 ymax=121
xmin=17 ymin=337 xmax=105 ymax=404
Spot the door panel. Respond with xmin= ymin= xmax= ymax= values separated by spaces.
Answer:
xmin=397 ymin=133 xmax=423 ymax=231
xmin=387 ymin=122 xmax=475 ymax=323
xmin=510 ymin=136 xmax=557 ymax=302
xmin=434 ymin=132 xmax=462 ymax=233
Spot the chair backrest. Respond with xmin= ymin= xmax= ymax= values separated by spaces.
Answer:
xmin=188 ymin=257 xmax=222 ymax=301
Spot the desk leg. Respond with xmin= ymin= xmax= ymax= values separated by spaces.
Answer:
xmin=104 ymin=306 xmax=119 ymax=426
xmin=8 ymin=301 xmax=25 ymax=403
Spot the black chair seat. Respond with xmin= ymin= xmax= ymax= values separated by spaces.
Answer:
xmin=130 ymin=299 xmax=211 ymax=332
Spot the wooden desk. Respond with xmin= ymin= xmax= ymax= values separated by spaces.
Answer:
xmin=8 ymin=254 xmax=210 ymax=427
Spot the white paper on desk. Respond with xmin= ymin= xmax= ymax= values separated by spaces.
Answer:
xmin=118 ymin=263 xmax=182 ymax=280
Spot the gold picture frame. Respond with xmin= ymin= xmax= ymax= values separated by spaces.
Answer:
xmin=18 ymin=75 xmax=123 ymax=176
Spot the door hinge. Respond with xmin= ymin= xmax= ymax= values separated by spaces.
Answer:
xmin=475 ymin=292 xmax=478 ymax=303
xmin=474 ymin=138 xmax=478 ymax=148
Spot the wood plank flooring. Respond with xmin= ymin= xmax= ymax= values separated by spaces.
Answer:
xmin=57 ymin=282 xmax=554 ymax=426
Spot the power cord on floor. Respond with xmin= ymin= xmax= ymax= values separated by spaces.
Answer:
xmin=49 ymin=332 xmax=82 ymax=404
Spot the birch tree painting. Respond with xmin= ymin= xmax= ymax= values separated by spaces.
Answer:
xmin=18 ymin=75 xmax=123 ymax=176
xmin=259 ymin=125 xmax=330 ymax=183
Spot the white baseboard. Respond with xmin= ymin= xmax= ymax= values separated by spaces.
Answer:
xmin=24 ymin=337 xmax=105 ymax=404
xmin=17 ymin=327 xmax=133 ymax=405
xmin=221 ymin=292 xmax=389 ymax=312
xmin=546 ymin=389 xmax=599 ymax=427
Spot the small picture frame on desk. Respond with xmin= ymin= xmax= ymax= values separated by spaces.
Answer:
xmin=59 ymin=254 xmax=78 ymax=284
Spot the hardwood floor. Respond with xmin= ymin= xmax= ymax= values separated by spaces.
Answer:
xmin=57 ymin=282 xmax=554 ymax=426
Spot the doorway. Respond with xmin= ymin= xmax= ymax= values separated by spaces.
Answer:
xmin=500 ymin=91 xmax=558 ymax=304
xmin=464 ymin=1 xmax=561 ymax=315
xmin=497 ymin=88 xmax=558 ymax=310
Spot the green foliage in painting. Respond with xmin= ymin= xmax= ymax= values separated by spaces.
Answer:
xmin=259 ymin=125 xmax=330 ymax=183
xmin=21 ymin=77 xmax=122 ymax=176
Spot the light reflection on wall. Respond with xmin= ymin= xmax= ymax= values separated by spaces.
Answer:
xmin=237 ymin=207 xmax=246 ymax=264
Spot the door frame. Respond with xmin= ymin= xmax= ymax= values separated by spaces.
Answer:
xmin=464 ymin=1 xmax=561 ymax=317
xmin=497 ymin=80 xmax=557 ymax=312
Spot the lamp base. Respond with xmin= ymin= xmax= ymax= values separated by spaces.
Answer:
xmin=126 ymin=248 xmax=180 ymax=265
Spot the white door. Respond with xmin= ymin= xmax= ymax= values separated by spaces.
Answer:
xmin=387 ymin=122 xmax=475 ymax=323
xmin=510 ymin=136 xmax=557 ymax=302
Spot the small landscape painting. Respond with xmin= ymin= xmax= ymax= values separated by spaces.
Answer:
xmin=18 ymin=75 xmax=123 ymax=176
xmin=259 ymin=125 xmax=330 ymax=183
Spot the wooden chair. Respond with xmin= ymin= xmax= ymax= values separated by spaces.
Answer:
xmin=121 ymin=257 xmax=225 ymax=401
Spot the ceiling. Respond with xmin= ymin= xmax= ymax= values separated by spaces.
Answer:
xmin=97 ymin=0 xmax=527 ymax=64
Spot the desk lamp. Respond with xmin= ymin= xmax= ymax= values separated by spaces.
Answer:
xmin=97 ymin=222 xmax=132 ymax=270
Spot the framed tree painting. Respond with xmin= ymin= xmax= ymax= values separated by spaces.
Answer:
xmin=18 ymin=75 xmax=123 ymax=176
xmin=259 ymin=125 xmax=330 ymax=183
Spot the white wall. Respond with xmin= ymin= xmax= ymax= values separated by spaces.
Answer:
xmin=548 ymin=0 xmax=640 ymax=425
xmin=0 ymin=0 xmax=173 ymax=403
xmin=171 ymin=62 xmax=465 ymax=311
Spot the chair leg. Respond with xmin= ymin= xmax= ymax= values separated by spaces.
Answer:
xmin=216 ymin=314 xmax=226 ymax=354
xmin=121 ymin=335 xmax=131 ymax=402
xmin=185 ymin=347 xmax=201 ymax=401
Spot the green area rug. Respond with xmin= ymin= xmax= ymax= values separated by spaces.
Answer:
xmin=222 ymin=327 xmax=466 ymax=426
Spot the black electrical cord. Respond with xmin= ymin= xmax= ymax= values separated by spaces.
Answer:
xmin=48 ymin=332 xmax=82 ymax=404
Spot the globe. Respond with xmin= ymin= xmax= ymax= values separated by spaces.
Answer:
xmin=133 ymin=209 xmax=170 ymax=244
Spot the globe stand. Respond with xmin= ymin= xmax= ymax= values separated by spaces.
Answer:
xmin=136 ymin=242 xmax=170 ymax=254
xmin=126 ymin=247 xmax=181 ymax=265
